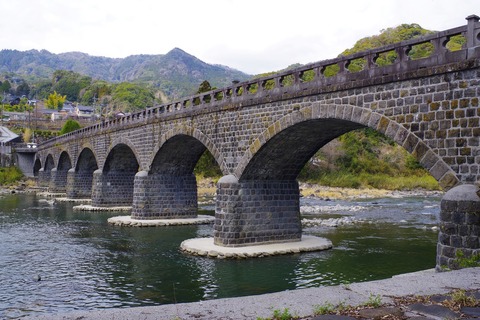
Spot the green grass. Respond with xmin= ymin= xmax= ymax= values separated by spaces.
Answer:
xmin=0 ymin=166 xmax=24 ymax=185
xmin=299 ymin=171 xmax=440 ymax=191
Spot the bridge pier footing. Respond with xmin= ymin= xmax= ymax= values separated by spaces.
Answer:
xmin=214 ymin=175 xmax=302 ymax=247
xmin=436 ymin=184 xmax=480 ymax=271
xmin=91 ymin=169 xmax=135 ymax=207
xmin=66 ymin=168 xmax=94 ymax=199
xmin=131 ymin=171 xmax=198 ymax=219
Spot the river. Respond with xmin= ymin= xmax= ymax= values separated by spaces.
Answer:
xmin=0 ymin=192 xmax=440 ymax=319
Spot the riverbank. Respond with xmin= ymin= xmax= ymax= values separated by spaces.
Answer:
xmin=1 ymin=177 xmax=443 ymax=201
xmin=197 ymin=178 xmax=443 ymax=201
xmin=25 ymin=267 xmax=480 ymax=320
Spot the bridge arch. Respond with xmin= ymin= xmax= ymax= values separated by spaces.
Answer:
xmin=91 ymin=143 xmax=139 ymax=207
xmin=36 ymin=154 xmax=55 ymax=188
xmin=236 ymin=103 xmax=459 ymax=190
xmin=33 ymin=159 xmax=41 ymax=177
xmin=44 ymin=154 xmax=55 ymax=172
xmin=214 ymin=103 xmax=460 ymax=247
xmin=66 ymin=147 xmax=98 ymax=199
xmin=49 ymin=151 xmax=72 ymax=193
xmin=149 ymin=127 xmax=226 ymax=174
xmin=131 ymin=128 xmax=223 ymax=219
xmin=105 ymin=136 xmax=141 ymax=170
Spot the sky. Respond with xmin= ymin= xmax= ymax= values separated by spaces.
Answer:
xmin=1 ymin=0 xmax=478 ymax=75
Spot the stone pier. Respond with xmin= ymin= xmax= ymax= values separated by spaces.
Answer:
xmin=213 ymin=175 xmax=302 ymax=247
xmin=66 ymin=168 xmax=94 ymax=199
xmin=91 ymin=169 xmax=136 ymax=207
xmin=437 ymin=184 xmax=480 ymax=270
xmin=131 ymin=171 xmax=198 ymax=219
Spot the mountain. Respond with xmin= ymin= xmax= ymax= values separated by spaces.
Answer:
xmin=0 ymin=48 xmax=251 ymax=100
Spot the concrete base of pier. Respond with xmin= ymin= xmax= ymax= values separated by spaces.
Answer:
xmin=36 ymin=192 xmax=67 ymax=198
xmin=107 ymin=215 xmax=215 ymax=226
xmin=73 ymin=204 xmax=132 ymax=212
xmin=180 ymin=235 xmax=332 ymax=259
xmin=55 ymin=198 xmax=92 ymax=204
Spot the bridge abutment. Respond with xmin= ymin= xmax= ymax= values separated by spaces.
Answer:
xmin=131 ymin=171 xmax=198 ymax=219
xmin=91 ymin=169 xmax=135 ymax=207
xmin=214 ymin=175 xmax=302 ymax=247
xmin=436 ymin=184 xmax=480 ymax=270
xmin=66 ymin=168 xmax=94 ymax=199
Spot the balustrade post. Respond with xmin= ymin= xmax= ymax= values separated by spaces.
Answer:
xmin=466 ymin=14 xmax=480 ymax=47
xmin=466 ymin=14 xmax=480 ymax=58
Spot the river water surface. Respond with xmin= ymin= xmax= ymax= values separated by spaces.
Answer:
xmin=0 ymin=193 xmax=440 ymax=319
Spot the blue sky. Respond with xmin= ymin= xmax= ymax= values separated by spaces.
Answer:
xmin=1 ymin=0 xmax=478 ymax=74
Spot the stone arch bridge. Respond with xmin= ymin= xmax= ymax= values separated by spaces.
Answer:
xmin=34 ymin=16 xmax=480 ymax=268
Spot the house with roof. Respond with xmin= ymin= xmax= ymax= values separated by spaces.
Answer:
xmin=75 ymin=105 xmax=95 ymax=119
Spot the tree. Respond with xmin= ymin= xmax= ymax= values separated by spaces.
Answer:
xmin=111 ymin=82 xmax=155 ymax=113
xmin=59 ymin=119 xmax=81 ymax=135
xmin=196 ymin=80 xmax=214 ymax=94
xmin=80 ymin=80 xmax=112 ymax=105
xmin=0 ymin=79 xmax=11 ymax=94
xmin=52 ymin=70 xmax=92 ymax=101
xmin=15 ymin=81 xmax=30 ymax=97
xmin=45 ymin=91 xmax=67 ymax=110
xmin=23 ymin=128 xmax=33 ymax=143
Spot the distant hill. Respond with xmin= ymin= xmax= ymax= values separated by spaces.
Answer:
xmin=0 ymin=48 xmax=251 ymax=100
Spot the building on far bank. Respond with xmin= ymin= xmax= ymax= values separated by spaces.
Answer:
xmin=0 ymin=126 xmax=21 ymax=167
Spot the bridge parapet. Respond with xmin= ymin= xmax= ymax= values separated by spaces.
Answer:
xmin=38 ymin=15 xmax=480 ymax=152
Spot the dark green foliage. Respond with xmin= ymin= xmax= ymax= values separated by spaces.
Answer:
xmin=80 ymin=80 xmax=112 ymax=105
xmin=111 ymin=82 xmax=155 ymax=112
xmin=336 ymin=129 xmax=395 ymax=175
xmin=194 ymin=150 xmax=222 ymax=178
xmin=0 ymin=79 xmax=11 ymax=94
xmin=197 ymin=80 xmax=213 ymax=94
xmin=34 ymin=129 xmax=58 ymax=140
xmin=52 ymin=70 xmax=92 ymax=101
xmin=340 ymin=24 xmax=434 ymax=71
xmin=298 ymin=128 xmax=440 ymax=190
xmin=15 ymin=81 xmax=30 ymax=96
xmin=0 ymin=166 xmax=23 ymax=185
xmin=59 ymin=119 xmax=81 ymax=135
xmin=30 ymin=80 xmax=53 ymax=100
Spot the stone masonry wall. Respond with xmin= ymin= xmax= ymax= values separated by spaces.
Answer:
xmin=437 ymin=184 xmax=480 ymax=270
xmin=131 ymin=171 xmax=198 ymax=219
xmin=91 ymin=170 xmax=136 ymax=207
xmin=214 ymin=175 xmax=302 ymax=247
xmin=66 ymin=169 xmax=94 ymax=199
xmin=49 ymin=168 xmax=68 ymax=193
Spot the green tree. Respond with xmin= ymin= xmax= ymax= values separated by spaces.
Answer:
xmin=0 ymin=79 xmax=12 ymax=94
xmin=30 ymin=80 xmax=53 ymax=100
xmin=111 ymin=82 xmax=155 ymax=113
xmin=52 ymin=70 xmax=92 ymax=101
xmin=80 ymin=80 xmax=112 ymax=105
xmin=196 ymin=80 xmax=214 ymax=94
xmin=15 ymin=81 xmax=30 ymax=97
xmin=45 ymin=91 xmax=67 ymax=110
xmin=59 ymin=119 xmax=81 ymax=135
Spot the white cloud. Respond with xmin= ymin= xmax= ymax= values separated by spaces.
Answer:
xmin=0 ymin=0 xmax=478 ymax=74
